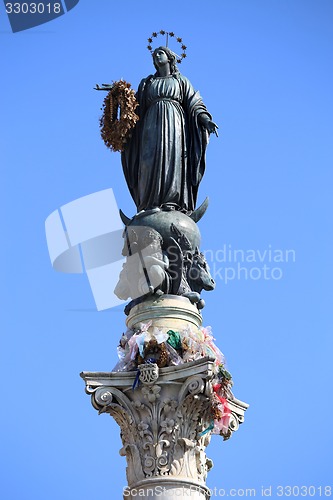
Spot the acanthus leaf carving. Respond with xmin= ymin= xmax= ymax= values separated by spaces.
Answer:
xmin=81 ymin=359 xmax=248 ymax=488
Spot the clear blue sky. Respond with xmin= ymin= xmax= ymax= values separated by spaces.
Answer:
xmin=1 ymin=1 xmax=332 ymax=498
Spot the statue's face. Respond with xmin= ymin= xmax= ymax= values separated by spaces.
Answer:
xmin=153 ymin=49 xmax=169 ymax=67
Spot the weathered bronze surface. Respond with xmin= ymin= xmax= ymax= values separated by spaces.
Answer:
xmin=121 ymin=46 xmax=218 ymax=213
xmin=97 ymin=46 xmax=218 ymax=313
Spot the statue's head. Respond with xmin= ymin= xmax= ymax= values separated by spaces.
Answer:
xmin=152 ymin=46 xmax=178 ymax=74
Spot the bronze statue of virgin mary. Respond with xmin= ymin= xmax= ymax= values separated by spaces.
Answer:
xmin=121 ymin=46 xmax=218 ymax=213
xmin=96 ymin=41 xmax=218 ymax=307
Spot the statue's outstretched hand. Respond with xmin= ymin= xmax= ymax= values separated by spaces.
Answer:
xmin=94 ymin=83 xmax=113 ymax=91
xmin=200 ymin=114 xmax=219 ymax=137
xmin=205 ymin=120 xmax=219 ymax=137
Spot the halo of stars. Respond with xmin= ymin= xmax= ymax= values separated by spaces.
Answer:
xmin=147 ymin=30 xmax=187 ymax=64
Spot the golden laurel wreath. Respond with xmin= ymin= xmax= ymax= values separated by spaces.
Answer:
xmin=99 ymin=80 xmax=139 ymax=153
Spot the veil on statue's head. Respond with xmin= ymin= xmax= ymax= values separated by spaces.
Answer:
xmin=152 ymin=46 xmax=179 ymax=75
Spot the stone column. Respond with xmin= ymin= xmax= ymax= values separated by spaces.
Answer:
xmin=81 ymin=357 xmax=248 ymax=499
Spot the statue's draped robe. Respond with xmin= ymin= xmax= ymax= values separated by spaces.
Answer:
xmin=121 ymin=73 xmax=211 ymax=212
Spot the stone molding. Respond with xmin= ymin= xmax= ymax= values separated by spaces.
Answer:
xmin=126 ymin=295 xmax=203 ymax=331
xmin=81 ymin=357 xmax=248 ymax=498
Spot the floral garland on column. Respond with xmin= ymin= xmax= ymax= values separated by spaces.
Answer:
xmin=113 ymin=323 xmax=234 ymax=438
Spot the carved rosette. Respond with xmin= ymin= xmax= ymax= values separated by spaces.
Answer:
xmin=81 ymin=358 xmax=248 ymax=493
